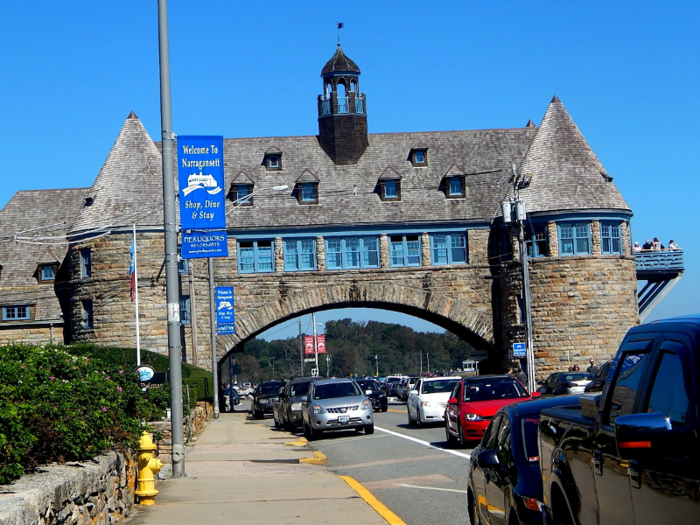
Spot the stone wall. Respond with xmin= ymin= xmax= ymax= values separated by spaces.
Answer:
xmin=0 ymin=451 xmax=135 ymax=525
xmin=0 ymin=324 xmax=62 ymax=346
xmin=150 ymin=402 xmax=215 ymax=465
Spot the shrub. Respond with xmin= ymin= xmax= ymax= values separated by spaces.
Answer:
xmin=0 ymin=344 xmax=151 ymax=484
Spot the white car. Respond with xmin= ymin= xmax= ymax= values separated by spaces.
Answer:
xmin=407 ymin=376 xmax=462 ymax=426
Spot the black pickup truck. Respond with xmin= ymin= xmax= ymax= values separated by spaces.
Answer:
xmin=539 ymin=315 xmax=699 ymax=525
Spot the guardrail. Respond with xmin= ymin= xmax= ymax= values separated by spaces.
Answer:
xmin=635 ymin=250 xmax=684 ymax=272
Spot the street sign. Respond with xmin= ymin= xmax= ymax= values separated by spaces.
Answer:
xmin=304 ymin=358 xmax=316 ymax=363
xmin=181 ymin=230 xmax=228 ymax=259
xmin=178 ymin=136 xmax=226 ymax=230
xmin=218 ymin=323 xmax=236 ymax=335
xmin=216 ymin=287 xmax=234 ymax=325
xmin=513 ymin=343 xmax=526 ymax=358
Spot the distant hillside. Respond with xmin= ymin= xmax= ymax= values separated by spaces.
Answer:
xmin=223 ymin=319 xmax=477 ymax=382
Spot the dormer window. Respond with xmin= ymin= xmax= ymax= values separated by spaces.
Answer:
xmin=380 ymin=179 xmax=401 ymax=201
xmin=40 ymin=264 xmax=55 ymax=281
xmin=447 ymin=176 xmax=465 ymax=198
xmin=232 ymin=184 xmax=253 ymax=206
xmin=264 ymin=148 xmax=283 ymax=171
xmin=295 ymin=169 xmax=319 ymax=205
xmin=411 ymin=149 xmax=428 ymax=167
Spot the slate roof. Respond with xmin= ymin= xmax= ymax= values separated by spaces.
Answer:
xmin=71 ymin=111 xmax=167 ymax=234
xmin=0 ymin=188 xmax=88 ymax=320
xmin=512 ymin=96 xmax=630 ymax=215
xmin=321 ymin=45 xmax=361 ymax=75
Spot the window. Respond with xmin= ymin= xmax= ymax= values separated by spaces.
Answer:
xmin=390 ymin=235 xmax=421 ymax=267
xmin=483 ymin=414 xmax=503 ymax=450
xmin=41 ymin=265 xmax=55 ymax=280
xmin=266 ymin=154 xmax=281 ymax=170
xmin=645 ymin=344 xmax=690 ymax=427
xmin=607 ymin=346 xmax=650 ymax=424
xmin=525 ymin=224 xmax=548 ymax=257
xmin=325 ymin=236 xmax=379 ymax=270
xmin=237 ymin=240 xmax=274 ymax=273
xmin=558 ymin=222 xmax=590 ymax=255
xmin=82 ymin=300 xmax=94 ymax=329
xmin=2 ymin=306 xmax=29 ymax=320
xmin=284 ymin=239 xmax=317 ymax=271
xmin=447 ymin=176 xmax=465 ymax=197
xmin=381 ymin=180 xmax=401 ymax=201
xmin=233 ymin=184 xmax=253 ymax=206
xmin=412 ymin=149 xmax=427 ymax=167
xmin=80 ymin=249 xmax=92 ymax=278
xmin=601 ymin=221 xmax=622 ymax=254
xmin=180 ymin=296 xmax=191 ymax=325
xmin=430 ymin=233 xmax=467 ymax=265
xmin=301 ymin=183 xmax=316 ymax=202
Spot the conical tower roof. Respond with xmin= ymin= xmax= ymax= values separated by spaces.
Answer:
xmin=71 ymin=112 xmax=167 ymax=234
xmin=513 ymin=96 xmax=630 ymax=214
xmin=321 ymin=44 xmax=360 ymax=76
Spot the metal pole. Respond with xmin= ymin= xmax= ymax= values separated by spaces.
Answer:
xmin=520 ymin=230 xmax=536 ymax=393
xmin=298 ymin=318 xmax=303 ymax=376
xmin=132 ymin=224 xmax=141 ymax=366
xmin=208 ymin=257 xmax=219 ymax=420
xmin=312 ymin=312 xmax=319 ymax=375
xmin=157 ymin=0 xmax=185 ymax=478
xmin=188 ymin=261 xmax=198 ymax=366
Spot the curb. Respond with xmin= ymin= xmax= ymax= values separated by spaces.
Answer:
xmin=299 ymin=450 xmax=327 ymax=465
xmin=340 ymin=475 xmax=406 ymax=525
xmin=285 ymin=437 xmax=308 ymax=447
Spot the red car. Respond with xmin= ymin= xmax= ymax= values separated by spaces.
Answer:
xmin=445 ymin=375 xmax=537 ymax=447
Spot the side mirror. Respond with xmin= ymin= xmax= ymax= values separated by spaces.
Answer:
xmin=477 ymin=449 xmax=500 ymax=469
xmin=409 ymin=389 xmax=418 ymax=395
xmin=537 ymin=380 xmax=544 ymax=385
xmin=448 ymin=397 xmax=459 ymax=405
xmin=613 ymin=412 xmax=694 ymax=459
xmin=531 ymin=392 xmax=541 ymax=398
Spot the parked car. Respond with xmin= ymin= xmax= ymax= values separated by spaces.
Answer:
xmin=301 ymin=378 xmax=374 ymax=440
xmin=272 ymin=377 xmax=313 ymax=430
xmin=467 ymin=396 xmax=580 ymax=525
xmin=386 ymin=379 xmax=401 ymax=398
xmin=445 ymin=375 xmax=537 ymax=447
xmin=539 ymin=314 xmax=700 ymax=525
xmin=224 ymin=386 xmax=240 ymax=410
xmin=251 ymin=380 xmax=285 ymax=419
xmin=583 ymin=359 xmax=613 ymax=392
xmin=398 ymin=376 xmax=419 ymax=401
xmin=355 ymin=378 xmax=388 ymax=412
xmin=536 ymin=371 xmax=593 ymax=396
xmin=406 ymin=376 xmax=461 ymax=425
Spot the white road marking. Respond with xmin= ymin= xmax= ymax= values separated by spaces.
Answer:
xmin=395 ymin=483 xmax=467 ymax=494
xmin=374 ymin=426 xmax=473 ymax=459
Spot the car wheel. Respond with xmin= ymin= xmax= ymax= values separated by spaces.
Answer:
xmin=407 ymin=407 xmax=416 ymax=426
xmin=304 ymin=421 xmax=315 ymax=441
xmin=457 ymin=421 xmax=466 ymax=448
xmin=467 ymin=488 xmax=479 ymax=525
xmin=445 ymin=421 xmax=457 ymax=447
xmin=416 ymin=407 xmax=423 ymax=427
xmin=365 ymin=423 xmax=375 ymax=435
xmin=273 ymin=414 xmax=280 ymax=429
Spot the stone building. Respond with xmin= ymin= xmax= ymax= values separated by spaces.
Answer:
xmin=0 ymin=45 xmax=638 ymax=377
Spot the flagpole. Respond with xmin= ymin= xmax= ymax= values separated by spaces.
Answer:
xmin=133 ymin=224 xmax=141 ymax=366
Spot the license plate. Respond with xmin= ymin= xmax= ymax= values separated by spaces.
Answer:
xmin=339 ymin=415 xmax=350 ymax=423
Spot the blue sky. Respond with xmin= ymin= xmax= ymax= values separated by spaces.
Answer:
xmin=1 ymin=2 xmax=698 ymax=340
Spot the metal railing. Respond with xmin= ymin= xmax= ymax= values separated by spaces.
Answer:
xmin=634 ymin=250 xmax=684 ymax=272
xmin=337 ymin=97 xmax=349 ymax=113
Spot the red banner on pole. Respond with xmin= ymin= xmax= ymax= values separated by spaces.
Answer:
xmin=317 ymin=335 xmax=326 ymax=354
xmin=304 ymin=335 xmax=314 ymax=355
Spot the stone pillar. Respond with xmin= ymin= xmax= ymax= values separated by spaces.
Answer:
xmin=274 ymin=237 xmax=284 ymax=272
xmin=547 ymin=222 xmax=559 ymax=257
xmin=621 ymin=221 xmax=631 ymax=256
xmin=380 ymin=234 xmax=390 ymax=268
xmin=591 ymin=220 xmax=601 ymax=255
xmin=421 ymin=232 xmax=431 ymax=266
xmin=228 ymin=236 xmax=238 ymax=272
xmin=316 ymin=236 xmax=325 ymax=269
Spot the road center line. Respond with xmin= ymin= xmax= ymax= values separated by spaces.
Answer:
xmin=374 ymin=426 xmax=473 ymax=459
xmin=395 ymin=483 xmax=467 ymax=494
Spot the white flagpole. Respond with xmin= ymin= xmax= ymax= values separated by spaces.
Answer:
xmin=133 ymin=224 xmax=141 ymax=366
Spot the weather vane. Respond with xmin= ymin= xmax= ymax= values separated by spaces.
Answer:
xmin=337 ymin=22 xmax=344 ymax=45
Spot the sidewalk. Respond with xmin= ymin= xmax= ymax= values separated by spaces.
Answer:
xmin=125 ymin=411 xmax=399 ymax=525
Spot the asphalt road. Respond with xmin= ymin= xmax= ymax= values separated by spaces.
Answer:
xmin=254 ymin=398 xmax=476 ymax=525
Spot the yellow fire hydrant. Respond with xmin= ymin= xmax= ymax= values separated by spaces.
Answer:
xmin=135 ymin=431 xmax=163 ymax=506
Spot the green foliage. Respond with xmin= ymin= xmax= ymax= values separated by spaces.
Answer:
xmin=0 ymin=343 xmax=152 ymax=485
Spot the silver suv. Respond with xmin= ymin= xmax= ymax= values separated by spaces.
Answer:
xmin=301 ymin=378 xmax=374 ymax=440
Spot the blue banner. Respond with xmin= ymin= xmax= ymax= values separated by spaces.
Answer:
xmin=178 ymin=136 xmax=226 ymax=230
xmin=217 ymin=323 xmax=236 ymax=335
xmin=181 ymin=231 xmax=229 ymax=259
xmin=216 ymin=287 xmax=235 ymax=325
xmin=513 ymin=342 xmax=526 ymax=358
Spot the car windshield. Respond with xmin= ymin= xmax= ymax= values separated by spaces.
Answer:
xmin=463 ymin=378 xmax=528 ymax=401
xmin=313 ymin=382 xmax=361 ymax=400
xmin=261 ymin=382 xmax=284 ymax=394
xmin=358 ymin=381 xmax=379 ymax=390
xmin=562 ymin=373 xmax=593 ymax=382
xmin=422 ymin=379 xmax=459 ymax=394
xmin=290 ymin=381 xmax=311 ymax=397
xmin=521 ymin=416 xmax=540 ymax=462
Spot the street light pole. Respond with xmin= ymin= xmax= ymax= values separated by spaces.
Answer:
xmin=157 ymin=0 xmax=185 ymax=478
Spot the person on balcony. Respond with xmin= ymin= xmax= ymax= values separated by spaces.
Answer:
xmin=652 ymin=238 xmax=663 ymax=251
xmin=642 ymin=239 xmax=652 ymax=250
xmin=633 ymin=241 xmax=641 ymax=252
xmin=668 ymin=240 xmax=681 ymax=251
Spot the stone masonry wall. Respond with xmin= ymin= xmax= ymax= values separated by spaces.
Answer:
xmin=0 ymin=451 xmax=135 ymax=524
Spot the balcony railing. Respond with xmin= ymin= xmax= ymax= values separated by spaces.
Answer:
xmin=338 ymin=97 xmax=349 ymax=113
xmin=321 ymin=99 xmax=331 ymax=115
xmin=635 ymin=250 xmax=684 ymax=273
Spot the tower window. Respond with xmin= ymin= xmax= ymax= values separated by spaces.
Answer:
xmin=284 ymin=238 xmax=317 ymax=271
xmin=525 ymin=224 xmax=548 ymax=257
xmin=558 ymin=221 xmax=591 ymax=255
xmin=412 ymin=149 xmax=428 ymax=167
xmin=80 ymin=249 xmax=92 ymax=278
xmin=380 ymin=179 xmax=401 ymax=201
xmin=430 ymin=233 xmax=467 ymax=265
xmin=237 ymin=240 xmax=274 ymax=273
xmin=601 ymin=221 xmax=622 ymax=254
xmin=82 ymin=300 xmax=94 ymax=329
xmin=390 ymin=235 xmax=422 ymax=267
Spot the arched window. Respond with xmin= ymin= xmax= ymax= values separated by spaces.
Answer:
xmin=350 ymin=80 xmax=357 ymax=93
xmin=336 ymin=81 xmax=348 ymax=113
